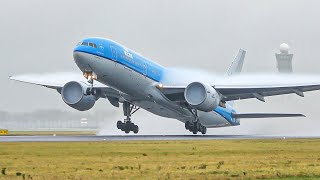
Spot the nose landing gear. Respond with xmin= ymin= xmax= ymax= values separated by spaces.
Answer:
xmin=83 ymin=71 xmax=97 ymax=95
xmin=117 ymin=102 xmax=140 ymax=134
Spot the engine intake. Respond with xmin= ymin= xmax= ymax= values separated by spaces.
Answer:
xmin=184 ymin=82 xmax=220 ymax=112
xmin=61 ymin=81 xmax=97 ymax=111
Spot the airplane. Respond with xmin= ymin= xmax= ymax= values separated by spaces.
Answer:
xmin=10 ymin=37 xmax=320 ymax=134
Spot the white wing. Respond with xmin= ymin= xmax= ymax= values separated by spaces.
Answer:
xmin=9 ymin=72 xmax=121 ymax=99
xmin=9 ymin=72 xmax=107 ymax=88
xmin=160 ymin=74 xmax=320 ymax=102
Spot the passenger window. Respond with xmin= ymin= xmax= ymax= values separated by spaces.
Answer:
xmin=89 ymin=43 xmax=94 ymax=47
xmin=93 ymin=43 xmax=97 ymax=48
xmin=82 ymin=42 xmax=88 ymax=46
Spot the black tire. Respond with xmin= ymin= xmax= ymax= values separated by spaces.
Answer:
xmin=133 ymin=125 xmax=139 ymax=134
xmin=192 ymin=130 xmax=197 ymax=134
xmin=117 ymin=121 xmax=122 ymax=129
xmin=130 ymin=122 xmax=135 ymax=131
xmin=124 ymin=123 xmax=130 ymax=133
xmin=201 ymin=126 xmax=207 ymax=135
xmin=189 ymin=123 xmax=195 ymax=132
xmin=196 ymin=122 xmax=201 ymax=131
xmin=199 ymin=125 xmax=204 ymax=132
xmin=126 ymin=121 xmax=134 ymax=131
xmin=92 ymin=88 xmax=97 ymax=95
xmin=185 ymin=121 xmax=190 ymax=130
xmin=86 ymin=88 xmax=91 ymax=95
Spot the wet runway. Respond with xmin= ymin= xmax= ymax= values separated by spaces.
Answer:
xmin=0 ymin=135 xmax=319 ymax=142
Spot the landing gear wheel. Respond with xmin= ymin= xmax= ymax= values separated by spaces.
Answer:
xmin=199 ymin=125 xmax=204 ymax=132
xmin=126 ymin=121 xmax=132 ymax=127
xmin=118 ymin=102 xmax=141 ymax=134
xmin=133 ymin=125 xmax=139 ymax=134
xmin=189 ymin=123 xmax=194 ymax=132
xmin=185 ymin=121 xmax=190 ymax=130
xmin=86 ymin=88 xmax=97 ymax=95
xmin=187 ymin=120 xmax=207 ymax=135
xmin=120 ymin=126 xmax=125 ymax=131
xmin=196 ymin=122 xmax=201 ymax=130
xmin=201 ymin=126 xmax=207 ymax=135
xmin=117 ymin=121 xmax=122 ymax=129
xmin=86 ymin=88 xmax=91 ymax=95
xmin=91 ymin=88 xmax=97 ymax=95
xmin=192 ymin=122 xmax=198 ymax=134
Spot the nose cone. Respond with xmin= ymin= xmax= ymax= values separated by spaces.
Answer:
xmin=73 ymin=51 xmax=94 ymax=72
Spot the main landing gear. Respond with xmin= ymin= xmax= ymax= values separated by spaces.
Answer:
xmin=185 ymin=108 xmax=207 ymax=135
xmin=117 ymin=102 xmax=140 ymax=134
xmin=185 ymin=121 xmax=207 ymax=135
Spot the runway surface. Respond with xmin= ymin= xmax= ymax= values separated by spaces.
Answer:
xmin=0 ymin=135 xmax=319 ymax=142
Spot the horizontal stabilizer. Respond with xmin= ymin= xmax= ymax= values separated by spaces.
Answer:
xmin=231 ymin=113 xmax=305 ymax=119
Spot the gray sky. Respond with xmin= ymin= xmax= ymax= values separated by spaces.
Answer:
xmin=1 ymin=0 xmax=320 ymax=135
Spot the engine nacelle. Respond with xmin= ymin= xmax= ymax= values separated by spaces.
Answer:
xmin=184 ymin=82 xmax=220 ymax=112
xmin=61 ymin=81 xmax=97 ymax=111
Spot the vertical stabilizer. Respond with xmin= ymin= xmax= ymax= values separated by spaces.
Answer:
xmin=227 ymin=49 xmax=246 ymax=76
xmin=226 ymin=49 xmax=246 ymax=107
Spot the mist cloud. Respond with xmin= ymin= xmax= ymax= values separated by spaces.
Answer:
xmin=2 ymin=0 xmax=320 ymax=135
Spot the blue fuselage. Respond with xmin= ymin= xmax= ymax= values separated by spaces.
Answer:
xmin=73 ymin=37 xmax=239 ymax=127
xmin=74 ymin=38 xmax=164 ymax=82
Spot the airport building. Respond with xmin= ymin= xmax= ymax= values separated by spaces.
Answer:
xmin=0 ymin=110 xmax=107 ymax=131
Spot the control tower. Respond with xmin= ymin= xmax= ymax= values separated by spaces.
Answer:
xmin=275 ymin=43 xmax=293 ymax=73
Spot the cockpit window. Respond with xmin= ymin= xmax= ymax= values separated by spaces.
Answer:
xmin=89 ymin=43 xmax=97 ymax=48
xmin=82 ymin=42 xmax=89 ymax=46
xmin=78 ymin=41 xmax=97 ymax=48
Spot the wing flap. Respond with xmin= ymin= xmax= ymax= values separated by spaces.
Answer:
xmin=160 ymin=74 xmax=320 ymax=102
xmin=216 ymin=84 xmax=320 ymax=101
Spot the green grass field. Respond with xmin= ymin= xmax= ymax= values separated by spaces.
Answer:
xmin=0 ymin=139 xmax=320 ymax=179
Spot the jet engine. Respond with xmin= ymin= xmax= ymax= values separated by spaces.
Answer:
xmin=184 ymin=82 xmax=220 ymax=112
xmin=61 ymin=81 xmax=98 ymax=111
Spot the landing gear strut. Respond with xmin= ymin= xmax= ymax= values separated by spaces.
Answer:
xmin=185 ymin=108 xmax=207 ymax=135
xmin=117 ymin=102 xmax=140 ymax=134
xmin=84 ymin=71 xmax=97 ymax=95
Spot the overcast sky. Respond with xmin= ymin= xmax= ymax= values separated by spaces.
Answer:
xmin=1 ymin=0 xmax=320 ymax=135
